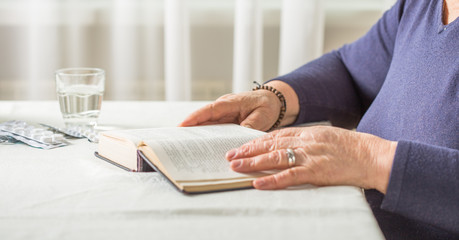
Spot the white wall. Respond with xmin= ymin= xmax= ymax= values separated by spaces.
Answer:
xmin=0 ymin=0 xmax=390 ymax=100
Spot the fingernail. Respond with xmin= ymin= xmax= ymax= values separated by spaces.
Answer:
xmin=226 ymin=149 xmax=237 ymax=160
xmin=231 ymin=160 xmax=242 ymax=169
xmin=241 ymin=124 xmax=253 ymax=129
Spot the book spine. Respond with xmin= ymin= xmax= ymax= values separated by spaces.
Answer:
xmin=136 ymin=150 xmax=155 ymax=172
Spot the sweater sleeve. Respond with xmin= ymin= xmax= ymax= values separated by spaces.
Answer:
xmin=382 ymin=140 xmax=459 ymax=234
xmin=270 ymin=0 xmax=405 ymax=128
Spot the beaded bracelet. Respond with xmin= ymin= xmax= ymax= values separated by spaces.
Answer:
xmin=252 ymin=81 xmax=287 ymax=131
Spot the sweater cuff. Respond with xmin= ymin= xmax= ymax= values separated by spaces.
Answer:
xmin=381 ymin=140 xmax=459 ymax=233
xmin=381 ymin=140 xmax=411 ymax=211
xmin=265 ymin=77 xmax=309 ymax=126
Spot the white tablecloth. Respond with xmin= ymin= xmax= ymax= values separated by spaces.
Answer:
xmin=0 ymin=101 xmax=384 ymax=240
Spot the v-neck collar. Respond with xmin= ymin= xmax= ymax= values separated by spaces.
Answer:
xmin=437 ymin=0 xmax=459 ymax=33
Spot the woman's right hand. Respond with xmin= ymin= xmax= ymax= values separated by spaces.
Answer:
xmin=179 ymin=90 xmax=281 ymax=131
xmin=179 ymin=80 xmax=300 ymax=131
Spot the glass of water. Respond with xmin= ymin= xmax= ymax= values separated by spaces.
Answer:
xmin=55 ymin=68 xmax=105 ymax=128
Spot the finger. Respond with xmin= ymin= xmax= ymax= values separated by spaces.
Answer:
xmin=240 ymin=109 xmax=274 ymax=131
xmin=230 ymin=149 xmax=292 ymax=172
xmin=251 ymin=127 xmax=304 ymax=142
xmin=178 ymin=103 xmax=218 ymax=126
xmin=253 ymin=167 xmax=308 ymax=190
xmin=178 ymin=105 xmax=209 ymax=127
xmin=226 ymin=136 xmax=306 ymax=160
xmin=233 ymin=127 xmax=317 ymax=156
xmin=179 ymin=101 xmax=239 ymax=127
xmin=189 ymin=115 xmax=242 ymax=126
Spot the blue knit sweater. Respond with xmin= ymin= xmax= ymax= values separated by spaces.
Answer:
xmin=274 ymin=0 xmax=458 ymax=239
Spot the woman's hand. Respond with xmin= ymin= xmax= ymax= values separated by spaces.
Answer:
xmin=179 ymin=81 xmax=300 ymax=131
xmin=226 ymin=126 xmax=397 ymax=193
xmin=179 ymin=91 xmax=280 ymax=131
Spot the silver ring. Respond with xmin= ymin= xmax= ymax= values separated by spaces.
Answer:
xmin=286 ymin=148 xmax=296 ymax=167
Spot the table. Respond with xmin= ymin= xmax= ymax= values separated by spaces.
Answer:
xmin=0 ymin=101 xmax=384 ymax=240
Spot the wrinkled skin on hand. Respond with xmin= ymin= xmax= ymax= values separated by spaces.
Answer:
xmin=180 ymin=82 xmax=396 ymax=193
xmin=226 ymin=126 xmax=397 ymax=193
xmin=179 ymin=91 xmax=282 ymax=132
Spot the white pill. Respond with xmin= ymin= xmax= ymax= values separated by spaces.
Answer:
xmin=1 ymin=125 xmax=13 ymax=131
xmin=32 ymin=129 xmax=44 ymax=134
xmin=40 ymin=136 xmax=53 ymax=143
xmin=32 ymin=134 xmax=43 ymax=140
xmin=43 ymin=131 xmax=53 ymax=136
xmin=13 ymin=127 xmax=25 ymax=135
xmin=24 ymin=130 xmax=33 ymax=137
xmin=15 ymin=121 xmax=26 ymax=127
xmin=52 ymin=134 xmax=64 ymax=142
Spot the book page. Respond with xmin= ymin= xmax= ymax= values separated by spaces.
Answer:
xmin=137 ymin=124 xmax=266 ymax=181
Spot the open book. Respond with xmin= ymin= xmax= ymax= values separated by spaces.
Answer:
xmin=96 ymin=124 xmax=270 ymax=194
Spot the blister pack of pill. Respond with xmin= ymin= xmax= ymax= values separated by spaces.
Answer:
xmin=0 ymin=120 xmax=68 ymax=149
xmin=0 ymin=131 xmax=18 ymax=144
xmin=40 ymin=123 xmax=99 ymax=143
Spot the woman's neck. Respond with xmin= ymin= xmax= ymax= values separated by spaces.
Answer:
xmin=443 ymin=0 xmax=459 ymax=24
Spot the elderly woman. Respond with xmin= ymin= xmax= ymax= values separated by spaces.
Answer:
xmin=180 ymin=0 xmax=458 ymax=239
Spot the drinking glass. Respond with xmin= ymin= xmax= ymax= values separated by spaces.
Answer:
xmin=55 ymin=68 xmax=105 ymax=128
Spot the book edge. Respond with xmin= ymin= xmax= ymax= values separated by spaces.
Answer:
xmin=94 ymin=151 xmax=135 ymax=172
xmin=137 ymin=150 xmax=254 ymax=194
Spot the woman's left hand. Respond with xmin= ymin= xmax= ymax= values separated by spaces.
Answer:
xmin=226 ymin=126 xmax=397 ymax=193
